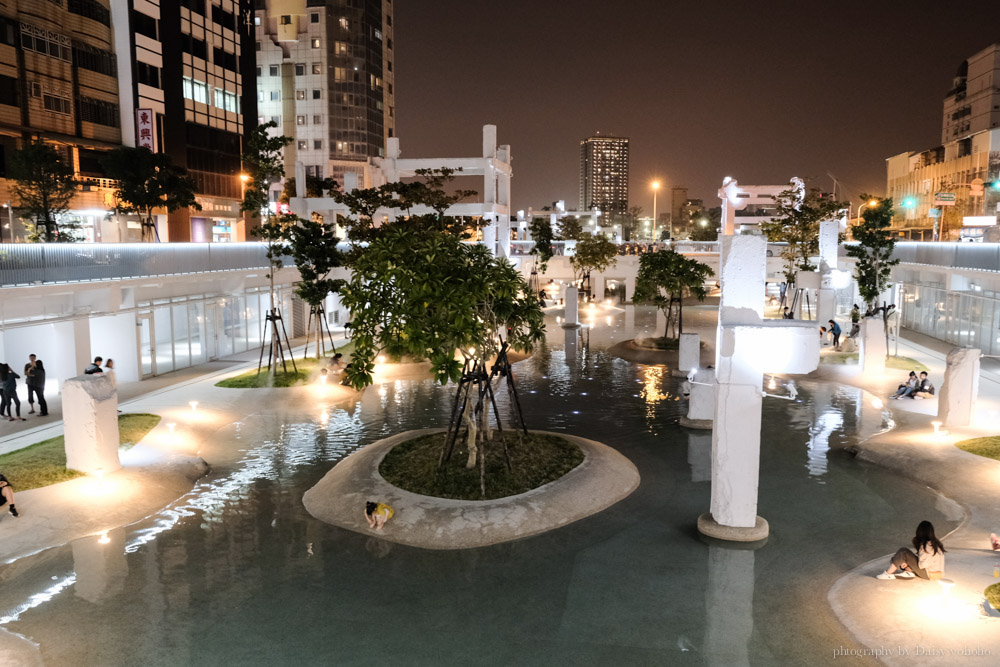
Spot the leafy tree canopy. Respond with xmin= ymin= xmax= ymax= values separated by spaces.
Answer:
xmin=528 ymin=217 xmax=554 ymax=272
xmin=759 ymin=186 xmax=845 ymax=282
xmin=103 ymin=147 xmax=200 ymax=241
xmin=241 ymin=122 xmax=292 ymax=217
xmin=569 ymin=232 xmax=618 ymax=283
xmin=339 ymin=227 xmax=544 ymax=390
xmin=10 ymin=140 xmax=79 ymax=243
xmin=557 ymin=215 xmax=583 ymax=241
xmin=633 ymin=250 xmax=714 ymax=336
xmin=846 ymin=195 xmax=899 ymax=311
xmin=688 ymin=207 xmax=721 ymax=241
xmin=284 ymin=214 xmax=346 ymax=307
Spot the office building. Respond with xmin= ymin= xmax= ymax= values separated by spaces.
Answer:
xmin=0 ymin=0 xmax=123 ymax=242
xmin=942 ymin=43 xmax=1000 ymax=143
xmin=579 ymin=134 xmax=628 ymax=219
xmin=255 ymin=0 xmax=394 ymax=199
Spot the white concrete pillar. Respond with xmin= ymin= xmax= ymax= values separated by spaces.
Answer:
xmin=678 ymin=332 xmax=699 ymax=373
xmin=482 ymin=124 xmax=497 ymax=158
xmin=62 ymin=374 xmax=121 ymax=474
xmin=481 ymin=223 xmax=497 ymax=257
xmin=703 ymin=545 xmax=756 ymax=666
xmin=624 ymin=305 xmax=635 ymax=336
xmin=591 ymin=273 xmax=605 ymax=301
xmin=294 ymin=161 xmax=306 ymax=198
xmin=858 ymin=318 xmax=887 ymax=375
xmin=564 ymin=327 xmax=577 ymax=362
xmin=625 ymin=275 xmax=636 ymax=303
xmin=709 ymin=382 xmax=764 ymax=529
xmin=938 ymin=347 xmax=980 ymax=427
xmin=718 ymin=236 xmax=766 ymax=325
xmin=563 ymin=285 xmax=580 ymax=328
xmin=681 ymin=367 xmax=715 ymax=429
xmin=73 ymin=317 xmax=92 ymax=377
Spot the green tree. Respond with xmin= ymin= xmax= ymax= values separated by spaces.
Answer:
xmin=284 ymin=214 xmax=346 ymax=358
xmin=557 ymin=215 xmax=583 ymax=241
xmin=9 ymin=140 xmax=80 ymax=243
xmin=102 ymin=147 xmax=200 ymax=242
xmin=633 ymin=250 xmax=714 ymax=337
xmin=569 ymin=232 xmax=618 ymax=295
xmin=847 ymin=196 xmax=899 ymax=312
xmin=527 ymin=217 xmax=554 ymax=272
xmin=688 ymin=207 xmax=721 ymax=241
xmin=241 ymin=123 xmax=293 ymax=376
xmin=760 ymin=187 xmax=845 ymax=284
xmin=339 ymin=227 xmax=544 ymax=390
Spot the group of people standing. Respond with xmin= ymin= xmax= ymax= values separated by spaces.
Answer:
xmin=0 ymin=354 xmax=47 ymax=421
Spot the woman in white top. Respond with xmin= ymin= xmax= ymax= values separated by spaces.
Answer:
xmin=104 ymin=358 xmax=117 ymax=390
xmin=877 ymin=520 xmax=946 ymax=580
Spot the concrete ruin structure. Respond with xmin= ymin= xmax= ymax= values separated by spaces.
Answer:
xmin=62 ymin=374 xmax=121 ymax=475
xmin=938 ymin=347 xmax=981 ymax=427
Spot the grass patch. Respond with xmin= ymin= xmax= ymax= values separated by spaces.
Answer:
xmin=215 ymin=341 xmax=355 ymax=389
xmin=987 ymin=584 xmax=1000 ymax=610
xmin=379 ymin=431 xmax=585 ymax=500
xmin=0 ymin=413 xmax=161 ymax=491
xmin=954 ymin=436 xmax=1000 ymax=462
xmin=820 ymin=352 xmax=929 ymax=372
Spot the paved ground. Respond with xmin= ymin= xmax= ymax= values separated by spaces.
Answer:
xmin=0 ymin=336 xmax=351 ymax=563
xmin=816 ymin=331 xmax=1000 ymax=664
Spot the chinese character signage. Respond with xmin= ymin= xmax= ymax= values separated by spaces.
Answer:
xmin=136 ymin=109 xmax=154 ymax=150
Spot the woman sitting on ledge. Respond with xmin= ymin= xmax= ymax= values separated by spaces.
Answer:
xmin=876 ymin=520 xmax=946 ymax=580
xmin=364 ymin=501 xmax=394 ymax=531
xmin=0 ymin=474 xmax=18 ymax=518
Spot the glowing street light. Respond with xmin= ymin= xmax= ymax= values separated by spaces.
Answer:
xmin=651 ymin=180 xmax=660 ymax=241
xmin=189 ymin=400 xmax=199 ymax=412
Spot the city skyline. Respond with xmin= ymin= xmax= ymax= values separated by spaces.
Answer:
xmin=394 ymin=1 xmax=999 ymax=212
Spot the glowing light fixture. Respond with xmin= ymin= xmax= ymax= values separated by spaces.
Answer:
xmin=871 ymin=398 xmax=883 ymax=409
xmin=98 ymin=532 xmax=111 ymax=545
xmin=189 ymin=400 xmax=199 ymax=412
xmin=931 ymin=420 xmax=942 ymax=435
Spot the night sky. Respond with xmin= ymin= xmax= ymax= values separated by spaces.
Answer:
xmin=393 ymin=1 xmax=998 ymax=214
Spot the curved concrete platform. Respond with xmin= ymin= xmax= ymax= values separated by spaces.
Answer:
xmin=679 ymin=416 xmax=713 ymax=430
xmin=302 ymin=429 xmax=640 ymax=550
xmin=697 ymin=512 xmax=769 ymax=542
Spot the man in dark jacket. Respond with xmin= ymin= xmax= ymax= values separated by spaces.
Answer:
xmin=84 ymin=356 xmax=104 ymax=374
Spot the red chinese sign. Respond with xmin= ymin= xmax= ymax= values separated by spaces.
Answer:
xmin=136 ymin=108 xmax=154 ymax=150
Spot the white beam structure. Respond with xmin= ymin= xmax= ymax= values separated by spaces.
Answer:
xmin=289 ymin=125 xmax=513 ymax=257
xmin=717 ymin=178 xmax=790 ymax=236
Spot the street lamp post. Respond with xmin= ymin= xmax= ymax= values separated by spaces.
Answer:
xmin=852 ymin=198 xmax=879 ymax=239
xmin=651 ymin=180 xmax=660 ymax=242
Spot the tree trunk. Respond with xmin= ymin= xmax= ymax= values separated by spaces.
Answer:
xmin=677 ymin=294 xmax=684 ymax=335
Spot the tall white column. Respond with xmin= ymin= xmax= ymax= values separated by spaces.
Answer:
xmin=563 ymin=285 xmax=580 ymax=328
xmin=938 ymin=347 xmax=980 ymax=427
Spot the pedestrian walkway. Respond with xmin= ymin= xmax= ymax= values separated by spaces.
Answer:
xmin=815 ymin=330 xmax=1000 ymax=663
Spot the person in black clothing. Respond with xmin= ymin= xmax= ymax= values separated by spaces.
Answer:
xmin=24 ymin=354 xmax=48 ymax=416
xmin=0 ymin=363 xmax=25 ymax=421
xmin=84 ymin=356 xmax=104 ymax=374
xmin=0 ymin=474 xmax=18 ymax=517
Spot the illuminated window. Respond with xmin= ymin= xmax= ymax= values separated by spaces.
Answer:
xmin=312 ymin=62 xmax=321 ymax=74
xmin=311 ymin=38 xmax=321 ymax=48
xmin=296 ymin=115 xmax=306 ymax=125
xmin=296 ymin=89 xmax=305 ymax=100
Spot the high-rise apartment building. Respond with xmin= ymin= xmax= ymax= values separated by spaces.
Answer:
xmin=579 ymin=134 xmax=628 ymax=218
xmin=0 ymin=0 xmax=123 ymax=242
xmin=255 ymin=0 xmax=394 ymax=197
xmin=0 ymin=0 xmax=257 ymax=243
xmin=117 ymin=0 xmax=258 ymax=241
xmin=942 ymin=43 xmax=1000 ymax=143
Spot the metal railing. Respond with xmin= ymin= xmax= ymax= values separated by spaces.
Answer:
xmin=0 ymin=243 xmax=279 ymax=287
xmin=843 ymin=242 xmax=1000 ymax=273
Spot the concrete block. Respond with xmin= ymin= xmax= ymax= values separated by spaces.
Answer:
xmin=858 ymin=318 xmax=887 ymax=375
xmin=710 ymin=383 xmax=763 ymax=528
xmin=938 ymin=347 xmax=980 ymax=427
xmin=62 ymin=374 xmax=121 ymax=474
xmin=816 ymin=288 xmax=835 ymax=331
xmin=818 ymin=219 xmax=839 ymax=274
xmin=719 ymin=235 xmax=766 ymax=325
xmin=687 ymin=367 xmax=716 ymax=422
xmin=679 ymin=332 xmax=700 ymax=372
xmin=562 ymin=285 xmax=580 ymax=328
xmin=795 ymin=270 xmax=821 ymax=290
xmin=716 ymin=321 xmax=819 ymax=385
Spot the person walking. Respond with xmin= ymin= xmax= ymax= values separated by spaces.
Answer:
xmin=0 ymin=363 xmax=25 ymax=422
xmin=24 ymin=354 xmax=48 ymax=416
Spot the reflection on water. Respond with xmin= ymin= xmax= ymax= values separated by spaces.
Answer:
xmin=0 ymin=307 xmax=960 ymax=665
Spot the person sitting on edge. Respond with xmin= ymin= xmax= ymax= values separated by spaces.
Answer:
xmin=890 ymin=371 xmax=918 ymax=399
xmin=84 ymin=356 xmax=104 ymax=374
xmin=328 ymin=353 xmax=344 ymax=373
xmin=877 ymin=520 xmax=946 ymax=580
xmin=364 ymin=501 xmax=394 ymax=531
xmin=782 ymin=307 xmax=793 ymax=319
xmin=909 ymin=371 xmax=935 ymax=400
xmin=827 ymin=319 xmax=842 ymax=349
xmin=0 ymin=474 xmax=18 ymax=518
